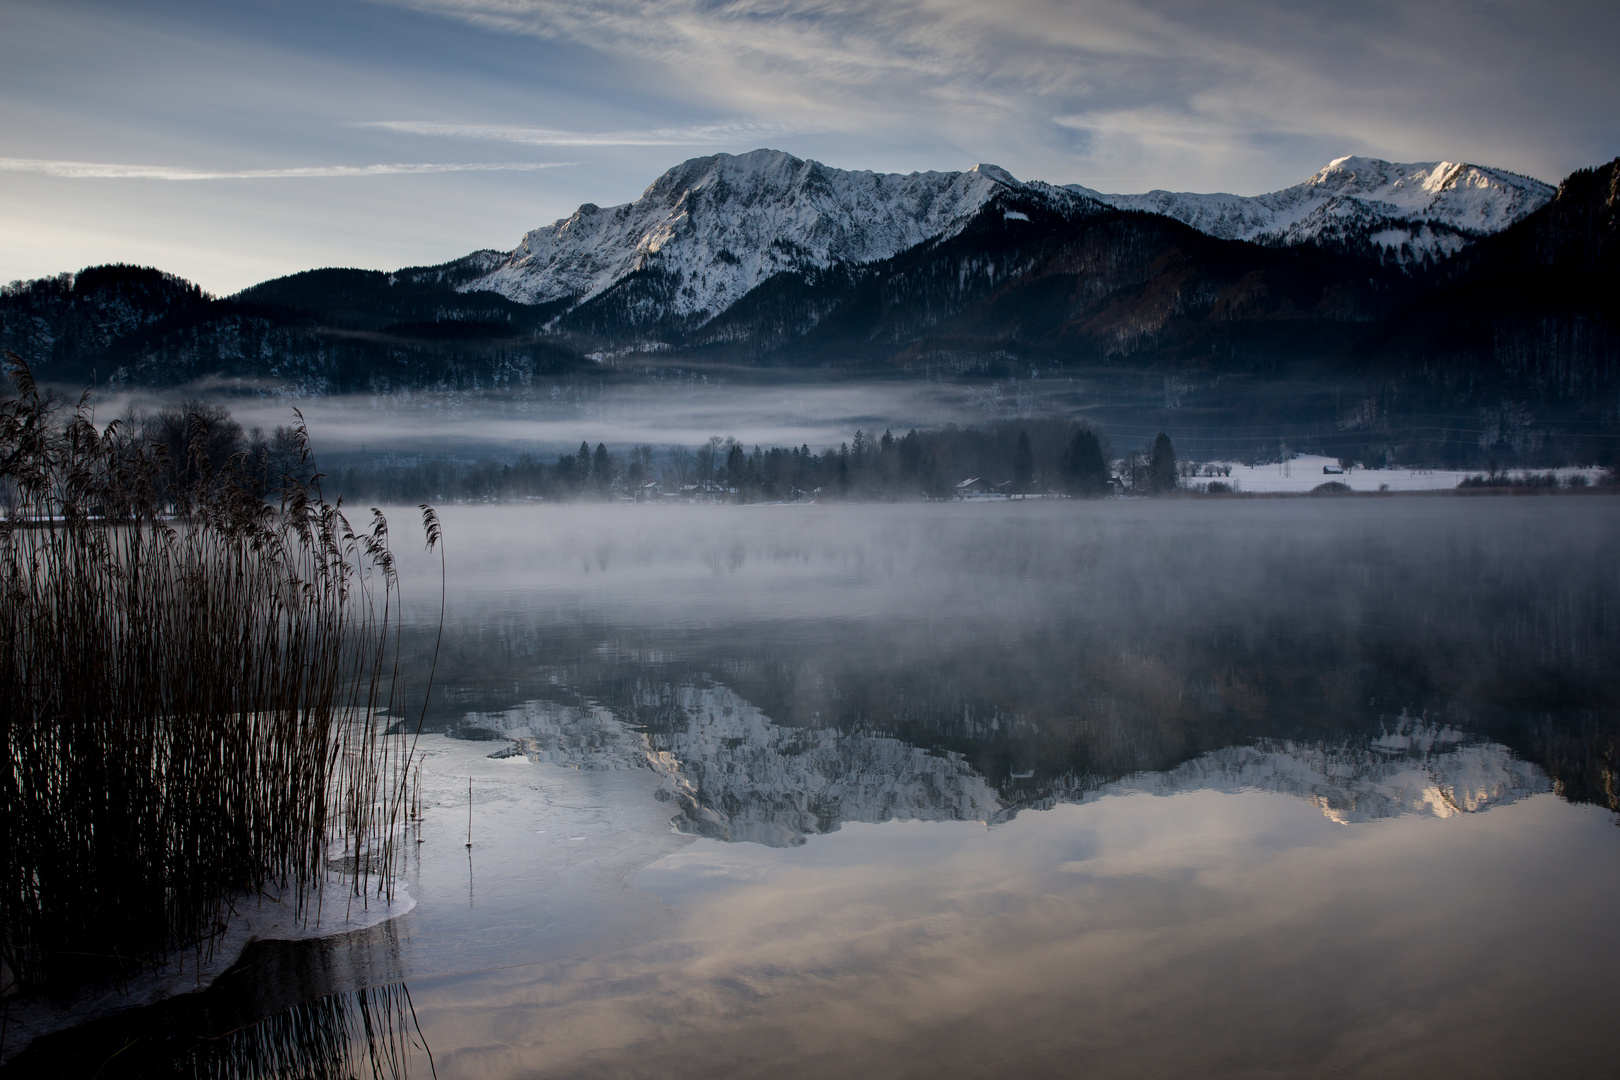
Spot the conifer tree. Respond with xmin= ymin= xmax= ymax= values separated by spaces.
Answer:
xmin=1013 ymin=431 xmax=1035 ymax=493
xmin=1149 ymin=432 xmax=1178 ymax=494
xmin=1060 ymin=428 xmax=1110 ymax=496
xmin=593 ymin=442 xmax=611 ymax=494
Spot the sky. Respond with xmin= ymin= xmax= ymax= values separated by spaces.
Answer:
xmin=3 ymin=0 xmax=1617 ymax=295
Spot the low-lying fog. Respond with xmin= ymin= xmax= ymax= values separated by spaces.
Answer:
xmin=383 ymin=497 xmax=1619 ymax=804
xmin=389 ymin=496 xmax=1614 ymax=641
xmin=91 ymin=376 xmax=1079 ymax=457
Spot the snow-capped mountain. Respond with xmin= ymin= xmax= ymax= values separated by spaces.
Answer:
xmin=1070 ymin=156 xmax=1554 ymax=263
xmin=12 ymin=150 xmax=1597 ymax=395
xmin=457 ymin=149 xmax=1094 ymax=326
xmin=452 ymin=151 xmax=1551 ymax=335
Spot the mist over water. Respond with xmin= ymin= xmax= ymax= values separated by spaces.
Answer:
xmin=395 ymin=499 xmax=1614 ymax=727
xmin=92 ymin=375 xmax=1077 ymax=458
xmin=19 ymin=496 xmax=1620 ymax=1078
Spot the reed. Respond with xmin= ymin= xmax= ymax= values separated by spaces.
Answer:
xmin=0 ymin=352 xmax=436 ymax=996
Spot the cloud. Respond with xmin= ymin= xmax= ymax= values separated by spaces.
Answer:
xmin=0 ymin=158 xmax=580 ymax=180
xmin=370 ymin=0 xmax=1620 ymax=190
xmin=358 ymin=119 xmax=807 ymax=147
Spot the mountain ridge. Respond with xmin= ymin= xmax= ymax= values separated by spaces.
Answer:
xmin=1069 ymin=155 xmax=1554 ymax=264
xmin=450 ymin=149 xmax=1550 ymax=331
xmin=454 ymin=150 xmax=1102 ymax=327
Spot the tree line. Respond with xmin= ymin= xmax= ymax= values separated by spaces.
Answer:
xmin=320 ymin=420 xmax=1188 ymax=504
xmin=44 ymin=398 xmax=1190 ymax=506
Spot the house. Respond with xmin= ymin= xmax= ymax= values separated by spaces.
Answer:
xmin=955 ymin=477 xmax=995 ymax=497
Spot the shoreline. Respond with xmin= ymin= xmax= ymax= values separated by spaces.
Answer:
xmin=0 ymin=877 xmax=415 ymax=1062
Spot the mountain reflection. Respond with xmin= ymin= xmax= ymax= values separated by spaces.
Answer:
xmin=471 ymin=684 xmax=1002 ymax=845
xmin=463 ymin=686 xmax=1552 ymax=843
xmin=1096 ymin=722 xmax=1550 ymax=824
xmin=403 ymin=500 xmax=1619 ymax=831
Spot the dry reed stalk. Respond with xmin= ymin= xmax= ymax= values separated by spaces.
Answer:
xmin=0 ymin=353 xmax=439 ymax=996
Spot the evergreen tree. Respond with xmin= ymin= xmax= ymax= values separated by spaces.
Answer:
xmin=593 ymin=442 xmax=611 ymax=494
xmin=899 ymin=429 xmax=921 ymax=485
xmin=1149 ymin=432 xmax=1178 ymax=494
xmin=1060 ymin=428 xmax=1110 ymax=496
xmin=1013 ymin=430 xmax=1035 ymax=493
xmin=556 ymin=452 xmax=579 ymax=492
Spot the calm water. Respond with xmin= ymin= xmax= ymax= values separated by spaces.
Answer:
xmin=15 ymin=497 xmax=1620 ymax=1078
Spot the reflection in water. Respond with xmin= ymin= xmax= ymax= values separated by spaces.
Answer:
xmin=413 ymin=787 xmax=1620 ymax=1080
xmin=371 ymin=501 xmax=1619 ymax=1077
xmin=19 ymin=499 xmax=1620 ymax=1078
xmin=185 ymin=983 xmax=430 ymax=1080
xmin=470 ymin=684 xmax=1002 ymax=845
xmin=1095 ymin=719 xmax=1551 ymax=823
xmin=404 ymin=500 xmax=1620 ymax=822
xmin=465 ymin=690 xmax=1550 ymax=841
xmin=4 ymin=932 xmax=432 ymax=1079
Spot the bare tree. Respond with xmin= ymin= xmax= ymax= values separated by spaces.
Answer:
xmin=143 ymin=399 xmax=246 ymax=493
xmin=668 ymin=445 xmax=693 ymax=487
xmin=695 ymin=436 xmax=724 ymax=487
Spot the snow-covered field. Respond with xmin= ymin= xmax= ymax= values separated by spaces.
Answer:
xmin=1189 ymin=455 xmax=1603 ymax=494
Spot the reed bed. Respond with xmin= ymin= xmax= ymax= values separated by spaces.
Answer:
xmin=0 ymin=353 xmax=438 ymax=996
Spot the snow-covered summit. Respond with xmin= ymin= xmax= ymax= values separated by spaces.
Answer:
xmin=461 ymin=149 xmax=1088 ymax=322
xmin=455 ymin=150 xmax=1551 ymax=327
xmin=1070 ymin=155 xmax=1553 ymax=263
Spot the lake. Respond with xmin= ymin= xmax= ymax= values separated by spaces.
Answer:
xmin=13 ymin=496 xmax=1620 ymax=1078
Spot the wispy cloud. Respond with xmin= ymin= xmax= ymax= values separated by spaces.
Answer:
xmin=0 ymin=158 xmax=580 ymax=180
xmin=359 ymin=119 xmax=804 ymax=146
xmin=372 ymin=0 xmax=1616 ymax=190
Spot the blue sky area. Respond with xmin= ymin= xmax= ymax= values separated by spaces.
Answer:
xmin=3 ymin=0 xmax=1616 ymax=293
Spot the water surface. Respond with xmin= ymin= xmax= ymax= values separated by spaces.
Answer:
xmin=15 ymin=497 xmax=1620 ymax=1078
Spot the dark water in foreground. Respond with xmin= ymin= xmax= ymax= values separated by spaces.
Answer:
xmin=13 ymin=497 xmax=1620 ymax=1078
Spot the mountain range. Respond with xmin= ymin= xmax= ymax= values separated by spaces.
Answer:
xmin=1074 ymin=157 xmax=1553 ymax=262
xmin=451 ymin=151 xmax=1552 ymax=330
xmin=2 ymin=148 xmax=1615 ymax=465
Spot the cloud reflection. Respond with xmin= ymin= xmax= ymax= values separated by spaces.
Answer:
xmin=413 ymin=791 xmax=1620 ymax=1078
